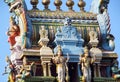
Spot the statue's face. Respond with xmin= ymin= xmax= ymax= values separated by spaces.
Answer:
xmin=57 ymin=51 xmax=62 ymax=57
xmin=41 ymin=26 xmax=45 ymax=30
xmin=84 ymin=53 xmax=89 ymax=57
xmin=9 ymin=17 xmax=15 ymax=25
xmin=10 ymin=20 xmax=14 ymax=25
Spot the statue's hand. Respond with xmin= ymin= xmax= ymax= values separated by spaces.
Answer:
xmin=81 ymin=66 xmax=84 ymax=71
xmin=66 ymin=53 xmax=70 ymax=62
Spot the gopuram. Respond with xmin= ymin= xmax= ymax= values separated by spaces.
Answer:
xmin=3 ymin=0 xmax=120 ymax=82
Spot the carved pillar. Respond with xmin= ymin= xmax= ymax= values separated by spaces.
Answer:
xmin=38 ymin=25 xmax=53 ymax=77
xmin=78 ymin=63 xmax=81 ymax=77
xmin=48 ymin=63 xmax=51 ymax=76
xmin=98 ymin=64 xmax=101 ymax=77
xmin=93 ymin=64 xmax=97 ymax=77
xmin=89 ymin=31 xmax=102 ymax=77
xmin=42 ymin=63 xmax=47 ymax=76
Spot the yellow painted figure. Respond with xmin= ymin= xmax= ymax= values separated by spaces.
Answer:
xmin=5 ymin=56 xmax=16 ymax=82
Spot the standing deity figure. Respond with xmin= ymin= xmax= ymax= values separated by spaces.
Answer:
xmin=80 ymin=46 xmax=95 ymax=82
xmin=52 ymin=45 xmax=69 ymax=82
xmin=7 ymin=16 xmax=20 ymax=50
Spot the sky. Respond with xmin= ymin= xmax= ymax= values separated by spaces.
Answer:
xmin=0 ymin=0 xmax=120 ymax=81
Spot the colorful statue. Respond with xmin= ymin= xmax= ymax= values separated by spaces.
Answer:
xmin=80 ymin=46 xmax=95 ymax=82
xmin=16 ymin=66 xmax=31 ymax=81
xmin=16 ymin=62 xmax=35 ymax=81
xmin=52 ymin=45 xmax=69 ymax=82
xmin=7 ymin=16 xmax=20 ymax=50
xmin=5 ymin=56 xmax=16 ymax=82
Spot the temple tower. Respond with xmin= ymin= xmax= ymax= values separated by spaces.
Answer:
xmin=3 ymin=0 xmax=120 ymax=82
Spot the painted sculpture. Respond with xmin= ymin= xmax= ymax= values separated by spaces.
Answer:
xmin=4 ymin=0 xmax=119 ymax=82
xmin=7 ymin=16 xmax=20 ymax=50
xmin=80 ymin=46 xmax=95 ymax=82
xmin=52 ymin=45 xmax=69 ymax=82
xmin=5 ymin=56 xmax=16 ymax=82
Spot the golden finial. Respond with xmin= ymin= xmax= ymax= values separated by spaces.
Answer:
xmin=30 ymin=0 xmax=39 ymax=10
xmin=78 ymin=0 xmax=86 ymax=12
xmin=42 ymin=0 xmax=50 ymax=11
xmin=54 ymin=0 xmax=62 ymax=11
xmin=66 ymin=0 xmax=74 ymax=12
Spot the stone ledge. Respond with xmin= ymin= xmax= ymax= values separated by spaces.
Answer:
xmin=24 ymin=76 xmax=56 ymax=82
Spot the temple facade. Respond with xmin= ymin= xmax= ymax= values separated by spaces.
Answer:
xmin=3 ymin=0 xmax=120 ymax=82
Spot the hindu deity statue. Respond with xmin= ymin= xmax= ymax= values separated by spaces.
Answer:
xmin=80 ymin=46 xmax=95 ymax=82
xmin=7 ymin=16 xmax=20 ymax=50
xmin=52 ymin=45 xmax=69 ymax=82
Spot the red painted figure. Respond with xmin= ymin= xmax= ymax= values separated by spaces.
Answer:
xmin=7 ymin=16 xmax=20 ymax=50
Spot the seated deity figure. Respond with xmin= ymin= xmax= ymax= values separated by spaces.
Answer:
xmin=16 ymin=66 xmax=31 ymax=82
xmin=16 ymin=62 xmax=35 ymax=81
xmin=40 ymin=25 xmax=48 ymax=39
xmin=52 ymin=45 xmax=69 ymax=82
xmin=80 ymin=46 xmax=95 ymax=82
xmin=38 ymin=25 xmax=49 ymax=47
xmin=7 ymin=16 xmax=20 ymax=50
xmin=89 ymin=31 xmax=98 ymax=42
